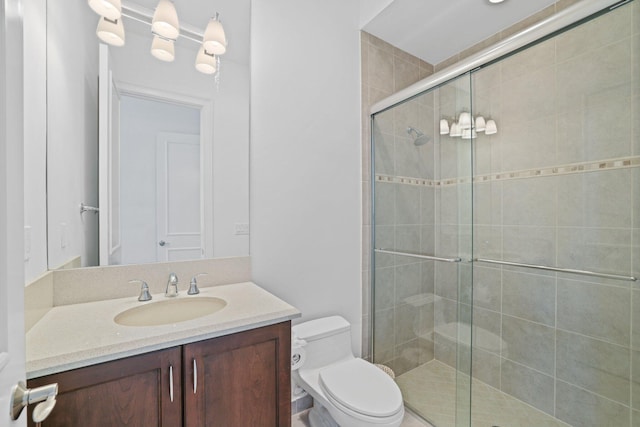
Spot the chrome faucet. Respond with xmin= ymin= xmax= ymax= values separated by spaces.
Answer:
xmin=129 ymin=279 xmax=152 ymax=302
xmin=188 ymin=273 xmax=208 ymax=295
xmin=165 ymin=272 xmax=179 ymax=297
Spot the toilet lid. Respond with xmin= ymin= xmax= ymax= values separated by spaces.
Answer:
xmin=318 ymin=359 xmax=403 ymax=418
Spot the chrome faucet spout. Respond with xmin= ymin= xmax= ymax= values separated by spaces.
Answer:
xmin=165 ymin=272 xmax=179 ymax=297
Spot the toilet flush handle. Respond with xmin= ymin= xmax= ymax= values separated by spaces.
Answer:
xmin=292 ymin=338 xmax=307 ymax=347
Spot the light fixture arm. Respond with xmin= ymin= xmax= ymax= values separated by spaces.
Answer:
xmin=151 ymin=31 xmax=176 ymax=42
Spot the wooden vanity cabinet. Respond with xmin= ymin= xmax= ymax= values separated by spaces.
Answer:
xmin=183 ymin=321 xmax=291 ymax=427
xmin=27 ymin=347 xmax=182 ymax=427
xmin=27 ymin=321 xmax=291 ymax=427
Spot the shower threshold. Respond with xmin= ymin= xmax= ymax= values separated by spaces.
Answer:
xmin=396 ymin=360 xmax=571 ymax=427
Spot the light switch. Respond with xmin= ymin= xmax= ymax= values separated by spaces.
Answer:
xmin=234 ymin=223 xmax=249 ymax=235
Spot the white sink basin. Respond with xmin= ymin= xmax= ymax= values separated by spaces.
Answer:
xmin=114 ymin=297 xmax=227 ymax=326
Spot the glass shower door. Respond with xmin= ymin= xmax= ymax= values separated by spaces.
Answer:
xmin=467 ymin=3 xmax=639 ymax=425
xmin=371 ymin=71 xmax=474 ymax=427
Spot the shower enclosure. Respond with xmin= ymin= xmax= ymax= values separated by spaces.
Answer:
xmin=370 ymin=1 xmax=639 ymax=426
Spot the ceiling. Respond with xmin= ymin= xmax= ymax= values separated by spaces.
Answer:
xmin=363 ymin=0 xmax=558 ymax=65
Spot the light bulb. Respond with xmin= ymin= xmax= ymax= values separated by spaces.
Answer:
xmin=195 ymin=47 xmax=217 ymax=74
xmin=152 ymin=0 xmax=180 ymax=40
xmin=458 ymin=112 xmax=471 ymax=130
xmin=151 ymin=35 xmax=175 ymax=62
xmin=440 ymin=119 xmax=450 ymax=135
xmin=449 ymin=122 xmax=462 ymax=137
xmin=88 ymin=0 xmax=122 ymax=20
xmin=203 ymin=16 xmax=227 ymax=55
xmin=475 ymin=116 xmax=486 ymax=132
xmin=485 ymin=119 xmax=498 ymax=135
xmin=96 ymin=17 xmax=125 ymax=47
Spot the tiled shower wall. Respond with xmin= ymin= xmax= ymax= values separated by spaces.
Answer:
xmin=361 ymin=32 xmax=434 ymax=361
xmin=362 ymin=0 xmax=590 ymax=367
xmin=365 ymin=1 xmax=640 ymax=426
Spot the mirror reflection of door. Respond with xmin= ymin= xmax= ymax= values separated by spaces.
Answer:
xmin=156 ymin=132 xmax=201 ymax=262
xmin=117 ymin=95 xmax=202 ymax=265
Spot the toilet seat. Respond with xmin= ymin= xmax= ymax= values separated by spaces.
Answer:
xmin=318 ymin=358 xmax=403 ymax=420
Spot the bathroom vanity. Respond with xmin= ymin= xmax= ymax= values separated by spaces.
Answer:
xmin=25 ymin=282 xmax=299 ymax=427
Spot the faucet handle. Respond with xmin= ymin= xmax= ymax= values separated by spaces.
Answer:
xmin=188 ymin=273 xmax=208 ymax=295
xmin=129 ymin=279 xmax=152 ymax=302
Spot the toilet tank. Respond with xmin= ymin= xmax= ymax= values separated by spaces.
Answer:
xmin=293 ymin=316 xmax=354 ymax=370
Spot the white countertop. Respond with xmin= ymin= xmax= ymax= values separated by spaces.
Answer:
xmin=27 ymin=282 xmax=300 ymax=378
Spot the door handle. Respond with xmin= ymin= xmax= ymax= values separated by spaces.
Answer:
xmin=158 ymin=240 xmax=167 ymax=246
xmin=11 ymin=381 xmax=58 ymax=422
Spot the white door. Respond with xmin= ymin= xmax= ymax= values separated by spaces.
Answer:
xmin=98 ymin=44 xmax=122 ymax=265
xmin=1 ymin=0 xmax=26 ymax=425
xmin=156 ymin=132 xmax=202 ymax=262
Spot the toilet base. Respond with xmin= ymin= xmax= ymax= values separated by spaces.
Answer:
xmin=308 ymin=404 xmax=339 ymax=427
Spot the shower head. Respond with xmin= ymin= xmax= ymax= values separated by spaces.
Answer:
xmin=406 ymin=126 xmax=431 ymax=146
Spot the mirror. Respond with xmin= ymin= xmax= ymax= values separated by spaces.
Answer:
xmin=29 ymin=0 xmax=249 ymax=274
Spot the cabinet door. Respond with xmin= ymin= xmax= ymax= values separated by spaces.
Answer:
xmin=27 ymin=347 xmax=182 ymax=427
xmin=184 ymin=322 xmax=291 ymax=427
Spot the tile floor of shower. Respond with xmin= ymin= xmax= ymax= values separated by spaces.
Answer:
xmin=396 ymin=360 xmax=570 ymax=427
xmin=292 ymin=359 xmax=572 ymax=427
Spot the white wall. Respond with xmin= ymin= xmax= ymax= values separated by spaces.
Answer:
xmin=46 ymin=0 xmax=99 ymax=270
xmin=23 ymin=0 xmax=47 ymax=282
xmin=250 ymin=0 xmax=363 ymax=352
xmin=212 ymin=63 xmax=250 ymax=257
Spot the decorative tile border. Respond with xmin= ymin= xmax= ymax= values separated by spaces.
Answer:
xmin=374 ymin=175 xmax=437 ymax=187
xmin=375 ymin=156 xmax=640 ymax=188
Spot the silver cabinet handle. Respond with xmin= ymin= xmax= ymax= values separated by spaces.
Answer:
xmin=169 ymin=365 xmax=174 ymax=402
xmin=193 ymin=358 xmax=198 ymax=394
xmin=158 ymin=240 xmax=167 ymax=246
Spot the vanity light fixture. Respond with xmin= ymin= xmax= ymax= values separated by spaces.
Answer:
xmin=152 ymin=0 xmax=180 ymax=40
xmin=88 ymin=0 xmax=121 ymax=20
xmin=151 ymin=35 xmax=175 ymax=62
xmin=96 ymin=16 xmax=125 ymax=47
xmin=88 ymin=1 xmax=229 ymax=76
xmin=440 ymin=113 xmax=498 ymax=139
xmin=202 ymin=14 xmax=227 ymax=55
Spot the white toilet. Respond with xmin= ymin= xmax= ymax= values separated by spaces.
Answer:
xmin=292 ymin=316 xmax=404 ymax=427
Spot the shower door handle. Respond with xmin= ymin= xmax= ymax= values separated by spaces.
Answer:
xmin=374 ymin=249 xmax=461 ymax=263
